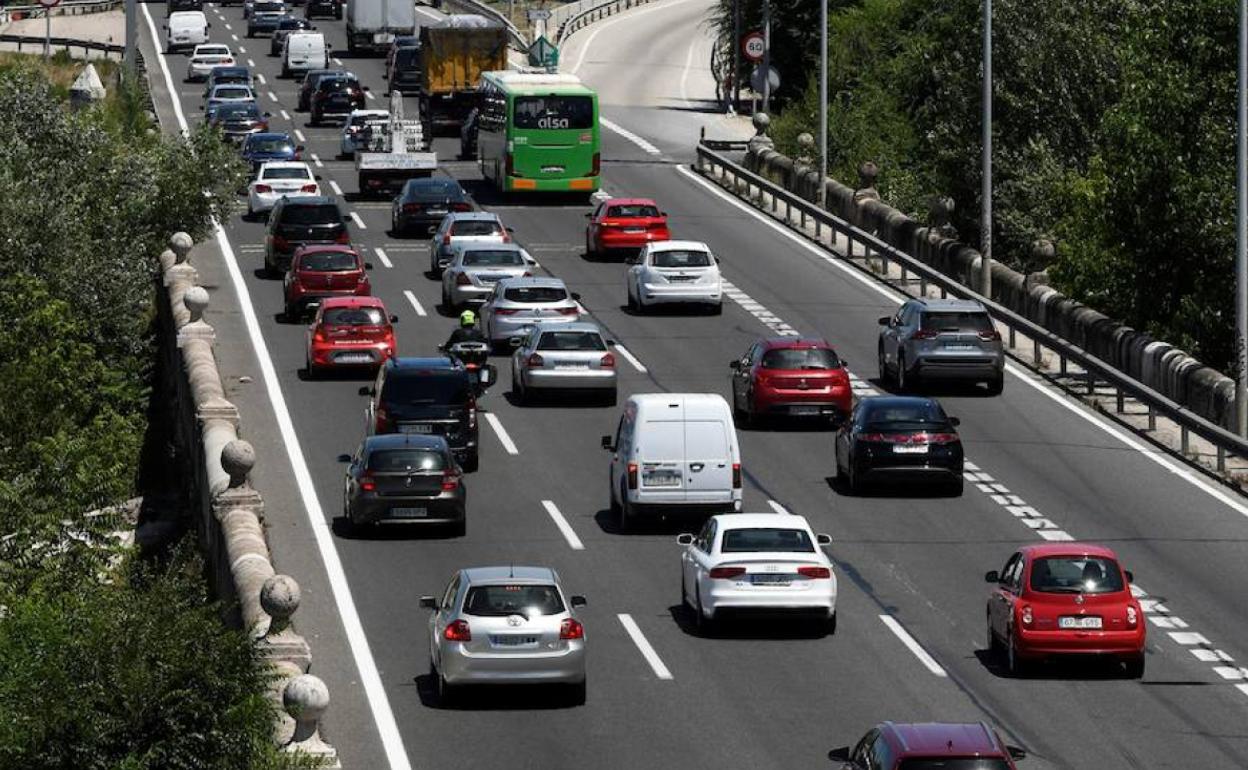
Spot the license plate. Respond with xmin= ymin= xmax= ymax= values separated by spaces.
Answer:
xmin=490 ymin=635 xmax=537 ymax=646
xmin=944 ymin=344 xmax=975 ymax=350
xmin=427 ymin=208 xmax=447 ymax=215
xmin=335 ymin=353 xmax=372 ymax=364
xmin=790 ymin=405 xmax=822 ymax=416
xmin=750 ymin=574 xmax=791 ymax=585
xmin=623 ymin=227 xmax=645 ymax=233
xmin=893 ymin=444 xmax=929 ymax=454
xmin=1059 ymin=616 xmax=1102 ymax=629
xmin=644 ymin=471 xmax=681 ymax=487
xmin=555 ymin=363 xmax=589 ymax=370
xmin=401 ymin=424 xmax=434 ymax=434
xmin=668 ymin=275 xmax=696 ymax=282
xmin=374 ymin=32 xmax=395 ymax=44
xmin=390 ymin=507 xmax=427 ymax=518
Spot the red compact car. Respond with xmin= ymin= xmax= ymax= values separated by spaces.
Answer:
xmin=585 ymin=197 xmax=670 ymax=258
xmin=986 ymin=543 xmax=1145 ymax=677
xmin=830 ymin=721 xmax=1024 ymax=770
xmin=305 ymin=296 xmax=396 ymax=377
xmin=283 ymin=245 xmax=371 ymax=320
xmin=730 ymin=337 xmax=852 ymax=424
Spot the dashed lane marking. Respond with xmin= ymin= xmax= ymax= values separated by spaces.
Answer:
xmin=256 ymin=73 xmax=265 ymax=84
xmin=373 ymin=247 xmax=392 ymax=268
xmin=247 ymin=57 xmax=255 ymax=67
xmin=224 ymin=22 xmax=232 ymax=29
xmin=267 ymin=90 xmax=278 ymax=102
xmin=328 ymin=180 xmax=343 ymax=196
xmin=483 ymin=412 xmax=518 ymax=455
xmin=721 ymin=279 xmax=798 ymax=337
xmin=310 ymin=153 xmax=323 ymax=168
xmin=332 ymin=56 xmax=343 ymax=65
xmin=280 ymin=109 xmax=290 ymax=120
xmin=294 ymin=129 xmax=305 ymax=142
xmin=613 ymin=343 xmax=647 ymax=373
xmin=767 ymin=499 xmax=791 ymax=515
xmin=880 ymin=615 xmax=947 ymax=677
xmin=541 ymin=500 xmax=585 ymax=551
xmin=349 ymin=211 xmax=366 ymax=229
xmin=402 ymin=290 xmax=427 ymax=317
xmin=617 ymin=614 xmax=673 ymax=680
xmin=237 ymin=45 xmax=245 ymax=53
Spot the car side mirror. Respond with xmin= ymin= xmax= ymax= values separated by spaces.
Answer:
xmin=827 ymin=747 xmax=851 ymax=762
xmin=362 ymin=85 xmax=370 ymax=91
xmin=1124 ymin=570 xmax=1134 ymax=583
xmin=525 ymin=258 xmax=538 ymax=266
xmin=570 ymin=595 xmax=587 ymax=607
xmin=264 ymin=111 xmax=272 ymax=118
xmin=506 ymin=226 xmax=515 ymax=232
xmin=600 ymin=435 xmax=614 ymax=451
xmin=606 ymin=339 xmax=617 ymax=346
xmin=715 ymin=256 xmax=722 ymax=264
xmin=729 ymin=360 xmax=740 ymax=370
xmin=438 ymin=258 xmax=451 ymax=269
xmin=296 ymin=144 xmax=305 ymax=152
xmin=508 ymin=336 xmax=524 ymax=348
xmin=336 ymin=453 xmax=352 ymax=462
xmin=390 ymin=313 xmax=399 ymax=323
xmin=418 ymin=596 xmax=437 ymax=609
xmin=948 ymin=417 xmax=960 ymax=427
xmin=315 ymin=174 xmax=323 ymax=180
xmin=877 ymin=315 xmax=890 ymax=326
xmin=358 ymin=386 xmax=373 ymax=396
xmin=1007 ymin=746 xmax=1027 ymax=761
xmin=583 ymin=212 xmax=591 ymax=218
xmin=984 ymin=570 xmax=1000 ymax=583
xmin=365 ymin=262 xmax=375 ymax=270
xmin=816 ymin=533 xmax=832 ymax=546
xmin=571 ymin=292 xmax=582 ymax=301
xmin=676 ymin=534 xmax=694 ymax=546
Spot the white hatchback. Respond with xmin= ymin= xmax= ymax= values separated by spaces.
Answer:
xmin=185 ymin=44 xmax=234 ymax=82
xmin=247 ymin=161 xmax=319 ymax=216
xmin=678 ymin=513 xmax=837 ymax=633
xmin=626 ymin=239 xmax=723 ymax=314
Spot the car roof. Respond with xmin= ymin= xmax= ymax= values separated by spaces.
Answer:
xmin=709 ymin=512 xmax=812 ymax=531
xmin=404 ymin=177 xmax=460 ymax=189
xmin=348 ymin=109 xmax=389 ymax=118
xmin=758 ymin=337 xmax=833 ymax=351
xmin=245 ymin=132 xmax=292 ymax=142
xmin=603 ymin=197 xmax=658 ymax=207
xmin=452 ymin=240 xmax=521 ymax=253
xmin=1018 ymin=542 xmax=1119 ymax=560
xmin=293 ymin=243 xmax=356 ymax=256
xmin=362 ymin=433 xmax=448 ymax=452
xmin=388 ymin=356 xmax=460 ymax=372
xmin=859 ymin=395 xmax=940 ymax=410
xmin=194 ymin=43 xmax=230 ymax=51
xmin=259 ymin=160 xmax=311 ymax=170
xmin=530 ymin=320 xmax=603 ymax=335
xmin=628 ymin=392 xmax=726 ymax=409
xmin=211 ymin=67 xmax=251 ymax=78
xmin=281 ymin=195 xmax=337 ymax=207
xmin=210 ymin=83 xmax=253 ymax=92
xmin=445 ymin=211 xmax=501 ymax=222
xmin=883 ymin=722 xmax=1007 ymax=758
xmin=496 ymin=276 xmax=565 ymax=289
xmin=649 ymin=239 xmax=709 ymax=252
xmin=914 ymin=298 xmax=988 ymax=312
xmin=462 ymin=565 xmax=556 ymax=585
xmin=320 ymin=295 xmax=384 ymax=309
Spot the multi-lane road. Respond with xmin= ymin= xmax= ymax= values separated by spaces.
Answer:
xmin=136 ymin=1 xmax=1248 ymax=767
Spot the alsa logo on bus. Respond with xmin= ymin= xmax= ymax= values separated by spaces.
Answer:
xmin=538 ymin=116 xmax=571 ymax=130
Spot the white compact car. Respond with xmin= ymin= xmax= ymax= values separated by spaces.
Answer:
xmin=339 ymin=109 xmax=389 ymax=158
xmin=247 ymin=161 xmax=319 ymax=216
xmin=678 ymin=513 xmax=837 ymax=633
xmin=626 ymin=239 xmax=723 ymax=314
xmin=511 ymin=321 xmax=618 ymax=405
xmin=185 ymin=44 xmax=234 ymax=81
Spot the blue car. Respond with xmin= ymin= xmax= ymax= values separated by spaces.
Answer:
xmin=240 ymin=132 xmax=302 ymax=174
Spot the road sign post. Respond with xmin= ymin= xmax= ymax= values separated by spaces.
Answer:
xmin=38 ymin=0 xmax=60 ymax=61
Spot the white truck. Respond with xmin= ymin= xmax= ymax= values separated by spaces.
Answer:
xmin=356 ymin=91 xmax=437 ymax=197
xmin=345 ymin=0 xmax=415 ymax=54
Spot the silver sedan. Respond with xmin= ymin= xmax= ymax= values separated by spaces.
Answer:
xmin=421 ymin=566 xmax=588 ymax=705
xmin=511 ymin=321 xmax=618 ymax=405
xmin=480 ymin=277 xmax=582 ymax=349
xmin=440 ymin=242 xmax=536 ymax=310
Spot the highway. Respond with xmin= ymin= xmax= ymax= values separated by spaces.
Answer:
xmin=137 ymin=0 xmax=1248 ymax=767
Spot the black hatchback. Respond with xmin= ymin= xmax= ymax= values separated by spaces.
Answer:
xmin=339 ymin=434 xmax=466 ymax=535
xmin=833 ymin=396 xmax=963 ymax=496
xmin=310 ymin=74 xmax=366 ymax=126
xmin=297 ymin=68 xmax=337 ymax=111
xmin=304 ymin=0 xmax=341 ymax=20
xmin=390 ymin=178 xmax=472 ymax=236
xmin=264 ymin=196 xmax=350 ymax=275
xmin=361 ymin=357 xmax=480 ymax=471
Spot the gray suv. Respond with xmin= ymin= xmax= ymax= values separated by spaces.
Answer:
xmin=877 ymin=298 xmax=1004 ymax=394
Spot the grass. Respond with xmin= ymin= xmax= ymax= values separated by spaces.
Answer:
xmin=0 ymin=50 xmax=151 ymax=136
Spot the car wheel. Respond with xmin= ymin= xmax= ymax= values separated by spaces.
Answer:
xmin=987 ymin=616 xmax=1003 ymax=659
xmin=618 ymin=483 xmax=634 ymax=533
xmin=568 ymin=678 xmax=587 ymax=706
xmin=462 ymin=452 xmax=479 ymax=473
xmin=878 ymin=347 xmax=890 ymax=385
xmin=897 ymin=353 xmax=908 ymax=392
xmin=846 ymin=462 xmax=861 ymax=495
xmin=826 ymin=610 xmax=838 ymax=636
xmin=1006 ymin=631 xmax=1029 ymax=677
xmin=945 ymin=475 xmax=964 ymax=497
xmin=710 ymin=301 xmax=723 ymax=316
xmin=441 ymin=285 xmax=451 ymax=310
xmin=834 ymin=455 xmax=848 ymax=485
xmin=694 ymin=585 xmax=712 ymax=635
xmin=626 ymin=284 xmax=638 ymax=312
xmin=603 ymin=388 xmax=617 ymax=407
xmin=585 ymin=234 xmax=596 ymax=260
xmin=512 ymin=371 xmax=526 ymax=404
xmin=733 ymin=396 xmax=751 ymax=427
xmin=436 ymin=668 xmax=458 ymax=707
xmin=986 ymin=372 xmax=1005 ymax=396
xmin=1123 ymin=653 xmax=1145 ymax=679
xmin=450 ymin=517 xmax=466 ymax=538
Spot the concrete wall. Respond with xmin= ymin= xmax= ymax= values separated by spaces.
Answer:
xmin=744 ymin=145 xmax=1237 ymax=430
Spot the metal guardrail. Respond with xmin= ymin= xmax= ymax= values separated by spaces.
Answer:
xmin=1 ymin=0 xmax=121 ymax=21
xmin=694 ymin=142 xmax=1248 ymax=468
xmin=553 ymin=0 xmax=658 ymax=45
xmin=0 ymin=31 xmax=123 ymax=57
xmin=438 ymin=0 xmax=527 ymax=50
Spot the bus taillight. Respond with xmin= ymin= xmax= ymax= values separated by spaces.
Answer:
xmin=591 ymin=152 xmax=600 ymax=177
xmin=506 ymin=153 xmax=517 ymax=177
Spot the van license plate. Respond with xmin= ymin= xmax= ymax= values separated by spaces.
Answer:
xmin=1059 ymin=616 xmax=1102 ymax=629
xmin=644 ymin=471 xmax=681 ymax=487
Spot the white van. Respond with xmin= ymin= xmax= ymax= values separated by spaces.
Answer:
xmin=602 ymin=393 xmax=743 ymax=531
xmin=282 ymin=32 xmax=329 ymax=78
xmin=165 ymin=11 xmax=210 ymax=53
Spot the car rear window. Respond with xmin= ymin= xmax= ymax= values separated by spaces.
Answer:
xmin=607 ymin=204 xmax=659 ymax=218
xmin=198 ymin=46 xmax=230 ymax=56
xmin=463 ymin=584 xmax=565 ymax=617
xmin=761 ymin=348 xmax=840 ymax=370
xmin=503 ymin=286 xmax=567 ymax=303
xmin=1029 ymin=556 xmax=1124 ymax=595
xmin=899 ymin=761 xmax=1012 ymax=770
xmin=394 ymin=48 xmax=420 ymax=69
xmin=281 ymin=204 xmax=341 ymax=224
xmin=322 ymin=306 xmax=384 ymax=325
xmin=652 ymin=249 xmax=712 ymax=268
xmin=215 ymin=87 xmax=252 ymax=99
xmin=382 ymin=372 xmax=469 ymax=405
xmin=536 ymin=331 xmax=606 ymax=351
xmin=513 ymin=95 xmax=594 ymax=130
xmin=462 ymin=249 xmax=523 ymax=267
xmin=255 ymin=1 xmax=284 ymax=11
xmin=921 ymin=310 xmax=993 ymax=333
xmin=720 ymin=528 xmax=815 ymax=553
xmin=320 ymin=78 xmax=356 ymax=93
xmin=863 ymin=401 xmax=948 ymax=428
xmin=217 ymin=104 xmax=259 ymax=118
xmin=451 ymin=220 xmax=502 ymax=237
xmin=214 ymin=73 xmax=250 ymax=85
xmin=262 ymin=166 xmax=311 ymax=180
xmin=247 ymin=137 xmax=292 ymax=153
xmin=299 ymin=251 xmax=357 ymax=271
xmin=405 ymin=182 xmax=462 ymax=201
xmin=366 ymin=449 xmax=445 ymax=472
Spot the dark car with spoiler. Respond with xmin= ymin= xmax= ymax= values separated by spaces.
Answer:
xmin=361 ymin=357 xmax=484 ymax=472
xmin=263 ymin=196 xmax=351 ymax=275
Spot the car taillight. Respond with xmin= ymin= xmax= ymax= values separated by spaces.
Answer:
xmin=506 ymin=153 xmax=517 ymax=177
xmin=493 ymin=308 xmax=518 ymax=316
xmin=522 ymin=272 xmax=533 ymax=278
xmin=1126 ymin=605 xmax=1138 ymax=627
xmin=312 ymin=329 xmax=327 ymax=343
xmin=600 ymin=353 xmax=615 ymax=368
xmin=441 ymin=471 xmax=460 ymax=491
xmin=499 ymin=230 xmax=510 ymax=243
xmin=374 ymin=407 xmax=389 ymax=432
xmin=382 ymin=331 xmax=396 ymax=351
xmin=300 ymin=183 xmax=318 ymax=193
xmin=455 ymin=272 xmax=472 ymax=286
xmin=255 ymin=183 xmax=273 ymax=193
xmin=732 ymin=462 xmax=742 ymax=489
xmin=709 ymin=567 xmax=746 ymax=580
xmin=559 ymin=617 xmax=585 ymax=640
xmin=797 ymin=566 xmax=831 ymax=579
xmin=590 ymin=151 xmax=600 ymax=177
xmin=922 ymin=433 xmax=960 ymax=444
xmin=443 ymin=619 xmax=472 ymax=642
xmin=626 ymin=462 xmax=638 ymax=490
xmin=402 ymin=203 xmax=421 ymax=213
xmin=1021 ymin=605 xmax=1033 ymax=626
xmin=526 ymin=353 xmax=544 ymax=368
xmin=978 ymin=329 xmax=1002 ymax=341
xmin=556 ymin=306 xmax=579 ymax=315
xmin=336 ymin=231 xmax=350 ymax=244
xmin=452 ymin=202 xmax=472 ymax=212
xmin=912 ymin=329 xmax=940 ymax=340
xmin=359 ymin=470 xmax=376 ymax=492
xmin=257 ymin=121 xmax=269 ymax=131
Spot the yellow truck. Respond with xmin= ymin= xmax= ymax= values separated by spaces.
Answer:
xmin=418 ymin=15 xmax=508 ymax=136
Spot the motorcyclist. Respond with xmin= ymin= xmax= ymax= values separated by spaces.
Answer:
xmin=444 ymin=309 xmax=489 ymax=349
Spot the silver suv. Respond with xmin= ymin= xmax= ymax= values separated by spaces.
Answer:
xmin=877 ymin=298 xmax=1004 ymax=394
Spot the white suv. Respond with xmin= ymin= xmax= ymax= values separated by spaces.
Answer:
xmin=626 ymin=240 xmax=722 ymax=314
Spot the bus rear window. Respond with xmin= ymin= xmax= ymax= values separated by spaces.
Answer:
xmin=513 ymin=95 xmax=594 ymax=130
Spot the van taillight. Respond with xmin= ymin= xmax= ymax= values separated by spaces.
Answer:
xmin=590 ymin=151 xmax=600 ymax=177
xmin=732 ymin=462 xmax=742 ymax=489
xmin=627 ymin=462 xmax=638 ymax=490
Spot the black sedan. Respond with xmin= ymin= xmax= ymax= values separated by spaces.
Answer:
xmin=297 ymin=69 xmax=337 ymax=111
xmin=834 ymin=396 xmax=963 ymax=496
xmin=390 ymin=178 xmax=472 ymax=236
xmin=339 ymin=434 xmax=466 ymax=535
xmin=270 ymin=16 xmax=314 ymax=56
xmin=309 ymin=73 xmax=366 ymax=126
xmin=207 ymin=102 xmax=270 ymax=143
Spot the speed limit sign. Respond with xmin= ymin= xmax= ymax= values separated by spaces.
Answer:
xmin=742 ymin=31 xmax=765 ymax=63
xmin=38 ymin=0 xmax=61 ymax=7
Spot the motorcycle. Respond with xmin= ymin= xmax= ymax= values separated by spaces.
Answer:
xmin=443 ymin=340 xmax=495 ymax=396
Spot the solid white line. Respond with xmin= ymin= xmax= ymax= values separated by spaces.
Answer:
xmin=484 ymin=412 xmax=519 ymax=454
xmin=140 ymin=4 xmax=413 ymax=766
xmin=600 ymin=116 xmax=660 ymax=155
xmin=294 ymin=129 xmax=306 ymax=142
xmin=568 ymin=0 xmax=698 ymax=74
xmin=310 ymin=153 xmax=323 ymax=168
xmin=879 ymin=615 xmax=947 ymax=677
xmin=280 ymin=109 xmax=290 ymax=120
xmin=617 ymin=614 xmax=673 ymax=680
xmin=541 ymin=500 xmax=585 ymax=550
xmin=328 ymin=180 xmax=343 ymax=196
xmin=767 ymin=499 xmax=791 ymax=515
xmin=402 ymin=289 xmax=427 ymax=317
xmin=373 ymin=247 xmax=393 ymax=268
xmin=679 ymin=38 xmax=696 ymax=108
xmin=613 ymin=343 xmax=647 ymax=373
xmin=349 ymin=211 xmax=366 ymax=229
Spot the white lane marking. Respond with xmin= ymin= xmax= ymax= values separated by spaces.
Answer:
xmin=231 ymin=33 xmax=239 ymax=41
xmin=617 ymin=614 xmax=673 ymax=680
xmin=237 ymin=45 xmax=246 ymax=53
xmin=328 ymin=180 xmax=343 ymax=196
xmin=332 ymin=56 xmax=343 ymax=66
xmin=267 ymin=90 xmax=278 ymax=101
xmin=310 ymin=152 xmax=323 ymax=168
xmin=568 ymin=0 xmax=698 ymax=73
xmin=365 ymin=89 xmax=377 ymax=100
xmin=294 ymin=128 xmax=306 ymax=142
xmin=600 ymin=116 xmax=660 ymax=155
xmin=402 ymin=289 xmax=427 ymax=317
xmin=140 ymin=4 xmax=413 ymax=765
xmin=415 ymin=5 xmax=442 ymax=20
xmin=767 ymin=499 xmax=791 ymax=515
xmin=613 ymin=343 xmax=647 ymax=373
xmin=256 ymin=73 xmax=266 ymax=84
xmin=349 ymin=211 xmax=366 ymax=229
xmin=679 ymin=38 xmax=696 ymax=108
xmin=247 ymin=57 xmax=255 ymax=67
xmin=280 ymin=109 xmax=290 ymax=120
xmin=541 ymin=500 xmax=585 ymax=551
xmin=721 ymin=279 xmax=798 ymax=336
xmin=373 ymin=247 xmax=393 ymax=268
xmin=879 ymin=615 xmax=947 ymax=677
xmin=484 ymin=412 xmax=518 ymax=455
xmin=224 ymin=22 xmax=232 ymax=29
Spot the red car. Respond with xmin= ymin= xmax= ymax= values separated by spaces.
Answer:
xmin=305 ymin=296 xmax=397 ymax=377
xmin=584 ymin=197 xmax=670 ymax=258
xmin=283 ymin=245 xmax=371 ymax=320
xmin=986 ymin=543 xmax=1145 ymax=677
xmin=830 ymin=722 xmax=1025 ymax=770
xmin=729 ymin=337 xmax=852 ymax=424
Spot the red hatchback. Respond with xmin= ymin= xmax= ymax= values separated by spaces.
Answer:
xmin=305 ymin=296 xmax=397 ymax=376
xmin=730 ymin=338 xmax=852 ymax=424
xmin=283 ymin=245 xmax=371 ymax=320
xmin=830 ymin=721 xmax=1024 ymax=770
xmin=986 ymin=543 xmax=1145 ymax=677
xmin=585 ymin=197 xmax=670 ymax=258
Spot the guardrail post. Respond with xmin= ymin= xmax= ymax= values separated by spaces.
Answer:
xmin=1008 ymin=326 xmax=1016 ymax=347
xmin=919 ymin=276 xmax=927 ymax=296
xmin=1147 ymin=404 xmax=1157 ymax=431
xmin=1181 ymin=425 xmax=1190 ymax=456
xmin=1115 ymin=388 xmax=1124 ymax=413
xmin=1086 ymin=371 xmax=1095 ymax=395
xmin=1033 ymin=339 xmax=1042 ymax=366
xmin=1059 ymin=355 xmax=1067 ymax=377
xmin=1217 ymin=445 xmax=1226 ymax=472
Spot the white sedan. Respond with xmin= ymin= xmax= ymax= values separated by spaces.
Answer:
xmin=185 ymin=44 xmax=234 ymax=82
xmin=626 ymin=239 xmax=723 ymax=314
xmin=678 ymin=513 xmax=837 ymax=633
xmin=247 ymin=161 xmax=319 ymax=216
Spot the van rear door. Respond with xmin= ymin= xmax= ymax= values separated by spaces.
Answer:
xmin=683 ymin=420 xmax=732 ymax=503
xmin=637 ymin=420 xmax=685 ymax=503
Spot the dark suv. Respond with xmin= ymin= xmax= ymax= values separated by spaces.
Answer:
xmin=305 ymin=0 xmax=341 ymax=20
xmin=390 ymin=177 xmax=472 ymax=236
xmin=361 ymin=357 xmax=479 ymax=471
xmin=829 ymin=722 xmax=1025 ymax=770
xmin=264 ymin=196 xmax=350 ymax=275
xmin=310 ymin=73 xmax=366 ymax=126
xmin=878 ymin=297 xmax=1005 ymax=394
xmin=386 ymin=44 xmax=422 ymax=95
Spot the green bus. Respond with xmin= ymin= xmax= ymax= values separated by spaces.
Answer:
xmin=475 ymin=71 xmax=600 ymax=194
